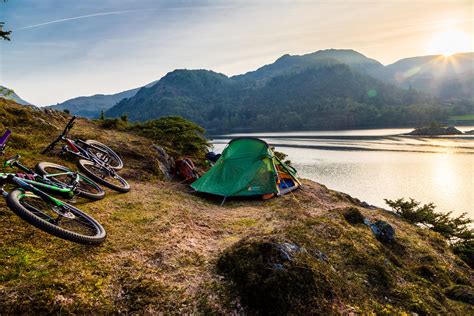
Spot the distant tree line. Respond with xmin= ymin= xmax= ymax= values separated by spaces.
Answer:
xmin=106 ymin=66 xmax=470 ymax=133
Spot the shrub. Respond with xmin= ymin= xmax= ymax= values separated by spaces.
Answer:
xmin=452 ymin=240 xmax=474 ymax=268
xmin=385 ymin=198 xmax=473 ymax=267
xmin=271 ymin=146 xmax=292 ymax=165
xmin=444 ymin=285 xmax=474 ymax=305
xmin=343 ymin=207 xmax=365 ymax=225
xmin=100 ymin=118 xmax=128 ymax=130
xmin=130 ymin=116 xmax=209 ymax=159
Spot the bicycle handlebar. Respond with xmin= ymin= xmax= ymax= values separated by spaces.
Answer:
xmin=42 ymin=116 xmax=76 ymax=154
xmin=61 ymin=116 xmax=77 ymax=137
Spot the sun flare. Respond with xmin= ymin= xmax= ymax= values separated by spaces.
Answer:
xmin=428 ymin=28 xmax=472 ymax=57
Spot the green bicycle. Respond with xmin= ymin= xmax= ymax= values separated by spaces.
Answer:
xmin=0 ymin=130 xmax=106 ymax=245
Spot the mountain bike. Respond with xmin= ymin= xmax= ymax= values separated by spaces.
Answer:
xmin=0 ymin=130 xmax=106 ymax=245
xmin=42 ymin=116 xmax=130 ymax=193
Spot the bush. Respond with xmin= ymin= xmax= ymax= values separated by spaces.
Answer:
xmin=130 ymin=116 xmax=210 ymax=159
xmin=444 ymin=285 xmax=474 ymax=305
xmin=385 ymin=198 xmax=473 ymax=267
xmin=452 ymin=240 xmax=474 ymax=268
xmin=271 ymin=146 xmax=292 ymax=165
xmin=384 ymin=198 xmax=437 ymax=225
xmin=100 ymin=118 xmax=128 ymax=130
xmin=343 ymin=207 xmax=365 ymax=225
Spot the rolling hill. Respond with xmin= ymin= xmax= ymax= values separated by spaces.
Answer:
xmin=0 ymin=85 xmax=31 ymax=105
xmin=50 ymin=49 xmax=473 ymax=130
xmin=382 ymin=52 xmax=474 ymax=100
xmin=106 ymin=55 xmax=442 ymax=131
xmin=49 ymin=80 xmax=157 ymax=118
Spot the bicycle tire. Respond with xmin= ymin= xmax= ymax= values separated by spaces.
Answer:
xmin=85 ymin=140 xmax=124 ymax=170
xmin=77 ymin=159 xmax=130 ymax=193
xmin=35 ymin=162 xmax=106 ymax=201
xmin=6 ymin=189 xmax=106 ymax=245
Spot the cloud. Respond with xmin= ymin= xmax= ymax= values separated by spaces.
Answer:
xmin=15 ymin=9 xmax=148 ymax=31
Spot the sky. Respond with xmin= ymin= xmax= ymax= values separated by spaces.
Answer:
xmin=0 ymin=0 xmax=473 ymax=106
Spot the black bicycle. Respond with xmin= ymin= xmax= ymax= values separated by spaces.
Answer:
xmin=42 ymin=116 xmax=130 ymax=193
xmin=1 ymin=130 xmax=106 ymax=245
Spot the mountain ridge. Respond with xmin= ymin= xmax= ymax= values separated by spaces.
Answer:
xmin=32 ymin=49 xmax=474 ymax=126
xmin=49 ymin=80 xmax=158 ymax=118
xmin=0 ymin=86 xmax=31 ymax=105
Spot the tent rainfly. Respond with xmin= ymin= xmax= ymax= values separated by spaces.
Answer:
xmin=191 ymin=137 xmax=301 ymax=203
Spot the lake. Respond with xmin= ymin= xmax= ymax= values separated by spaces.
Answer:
xmin=211 ymin=127 xmax=474 ymax=219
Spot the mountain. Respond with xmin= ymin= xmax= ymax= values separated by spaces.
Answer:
xmin=67 ymin=49 xmax=472 ymax=131
xmin=0 ymin=86 xmax=31 ymax=105
xmin=233 ymin=49 xmax=384 ymax=82
xmin=106 ymin=62 xmax=441 ymax=132
xmin=106 ymin=70 xmax=245 ymax=127
xmin=49 ymin=80 xmax=157 ymax=118
xmin=382 ymin=52 xmax=474 ymax=100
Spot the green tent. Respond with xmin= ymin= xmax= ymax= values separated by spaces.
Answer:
xmin=191 ymin=137 xmax=301 ymax=199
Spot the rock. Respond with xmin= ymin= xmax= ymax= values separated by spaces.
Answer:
xmin=408 ymin=125 xmax=463 ymax=136
xmin=151 ymin=144 xmax=175 ymax=180
xmin=344 ymin=207 xmax=365 ymax=225
xmin=369 ymin=220 xmax=395 ymax=243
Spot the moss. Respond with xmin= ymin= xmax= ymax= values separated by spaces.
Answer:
xmin=445 ymin=285 xmax=474 ymax=305
xmin=217 ymin=236 xmax=341 ymax=314
xmin=414 ymin=264 xmax=450 ymax=287
xmin=343 ymin=207 xmax=365 ymax=225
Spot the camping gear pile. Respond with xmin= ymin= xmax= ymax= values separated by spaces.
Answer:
xmin=192 ymin=137 xmax=301 ymax=203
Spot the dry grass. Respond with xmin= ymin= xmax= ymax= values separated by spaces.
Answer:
xmin=0 ymin=99 xmax=472 ymax=314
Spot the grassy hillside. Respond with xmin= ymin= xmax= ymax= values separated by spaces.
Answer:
xmin=0 ymin=98 xmax=472 ymax=314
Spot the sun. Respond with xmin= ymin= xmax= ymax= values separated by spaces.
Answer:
xmin=427 ymin=28 xmax=472 ymax=57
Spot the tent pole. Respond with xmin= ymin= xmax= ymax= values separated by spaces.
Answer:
xmin=220 ymin=196 xmax=227 ymax=206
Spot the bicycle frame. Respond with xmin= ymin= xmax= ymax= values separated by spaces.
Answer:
xmin=61 ymin=137 xmax=118 ymax=172
xmin=0 ymin=174 xmax=65 ymax=207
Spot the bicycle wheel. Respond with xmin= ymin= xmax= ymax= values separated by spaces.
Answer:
xmin=85 ymin=140 xmax=124 ymax=170
xmin=6 ymin=189 xmax=106 ymax=245
xmin=35 ymin=162 xmax=106 ymax=201
xmin=77 ymin=159 xmax=130 ymax=193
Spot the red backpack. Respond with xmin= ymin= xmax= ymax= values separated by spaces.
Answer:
xmin=175 ymin=158 xmax=200 ymax=183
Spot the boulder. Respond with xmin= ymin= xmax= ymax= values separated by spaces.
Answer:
xmin=151 ymin=144 xmax=175 ymax=180
xmin=369 ymin=220 xmax=395 ymax=243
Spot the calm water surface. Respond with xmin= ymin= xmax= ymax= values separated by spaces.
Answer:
xmin=212 ymin=127 xmax=474 ymax=218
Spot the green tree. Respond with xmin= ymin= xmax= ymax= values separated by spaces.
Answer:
xmin=385 ymin=198 xmax=473 ymax=267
